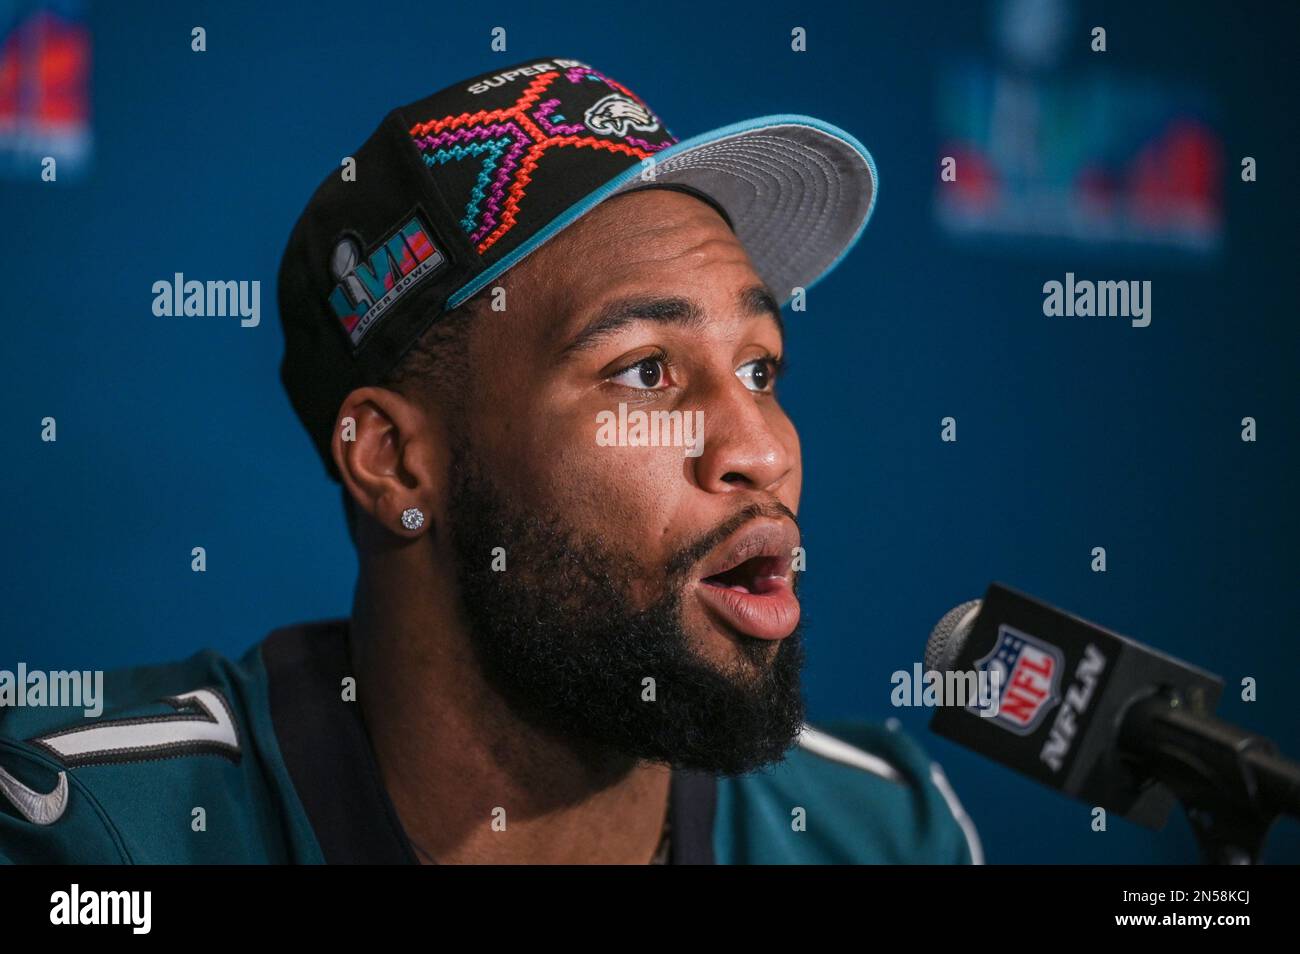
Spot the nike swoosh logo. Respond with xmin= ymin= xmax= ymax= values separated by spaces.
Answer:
xmin=0 ymin=762 xmax=68 ymax=825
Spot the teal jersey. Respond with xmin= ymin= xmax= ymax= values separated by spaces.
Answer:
xmin=0 ymin=621 xmax=981 ymax=865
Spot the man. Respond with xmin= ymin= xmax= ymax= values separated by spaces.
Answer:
xmin=0 ymin=57 xmax=980 ymax=864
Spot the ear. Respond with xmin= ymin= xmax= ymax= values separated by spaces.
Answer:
xmin=331 ymin=386 xmax=445 ymax=539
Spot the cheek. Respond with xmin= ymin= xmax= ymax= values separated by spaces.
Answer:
xmin=481 ymin=404 xmax=689 ymax=541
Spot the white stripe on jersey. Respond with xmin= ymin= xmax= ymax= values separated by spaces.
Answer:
xmin=796 ymin=723 xmax=905 ymax=784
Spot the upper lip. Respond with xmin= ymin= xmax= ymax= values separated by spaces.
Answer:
xmin=696 ymin=519 xmax=800 ymax=586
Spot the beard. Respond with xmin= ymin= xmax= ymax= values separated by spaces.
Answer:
xmin=444 ymin=440 xmax=807 ymax=777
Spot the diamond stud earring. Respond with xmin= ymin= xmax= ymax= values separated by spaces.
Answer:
xmin=400 ymin=507 xmax=425 ymax=531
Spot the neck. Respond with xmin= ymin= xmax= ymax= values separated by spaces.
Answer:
xmin=349 ymin=545 xmax=671 ymax=864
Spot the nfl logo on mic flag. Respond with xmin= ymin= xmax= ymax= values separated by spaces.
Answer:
xmin=967 ymin=625 xmax=1064 ymax=734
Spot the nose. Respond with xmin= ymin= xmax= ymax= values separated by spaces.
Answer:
xmin=690 ymin=374 xmax=796 ymax=495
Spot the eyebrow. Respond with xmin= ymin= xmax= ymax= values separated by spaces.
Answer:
xmin=559 ymin=284 xmax=784 ymax=358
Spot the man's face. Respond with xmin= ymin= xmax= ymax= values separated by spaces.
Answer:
xmin=440 ymin=189 xmax=807 ymax=774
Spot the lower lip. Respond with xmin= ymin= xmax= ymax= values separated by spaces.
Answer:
xmin=694 ymin=578 xmax=800 ymax=641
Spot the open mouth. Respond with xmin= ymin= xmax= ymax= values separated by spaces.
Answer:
xmin=694 ymin=523 xmax=801 ymax=642
xmin=701 ymin=554 xmax=792 ymax=596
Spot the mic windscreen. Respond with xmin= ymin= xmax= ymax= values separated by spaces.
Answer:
xmin=925 ymin=599 xmax=982 ymax=674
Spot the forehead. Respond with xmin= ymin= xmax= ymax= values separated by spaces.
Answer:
xmin=505 ymin=189 xmax=774 ymax=343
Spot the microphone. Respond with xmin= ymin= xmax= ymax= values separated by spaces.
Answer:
xmin=927 ymin=583 xmax=1300 ymax=863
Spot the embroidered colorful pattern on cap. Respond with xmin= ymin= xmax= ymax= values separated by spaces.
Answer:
xmin=408 ymin=63 xmax=678 ymax=256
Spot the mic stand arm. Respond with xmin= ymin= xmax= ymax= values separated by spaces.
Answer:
xmin=1120 ymin=692 xmax=1300 ymax=865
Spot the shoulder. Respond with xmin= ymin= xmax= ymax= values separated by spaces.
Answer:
xmin=714 ymin=720 xmax=982 ymax=864
xmin=0 ymin=634 xmax=321 ymax=864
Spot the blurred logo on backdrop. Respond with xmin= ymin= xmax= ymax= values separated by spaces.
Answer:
xmin=0 ymin=0 xmax=91 ymax=180
xmin=934 ymin=0 xmax=1222 ymax=255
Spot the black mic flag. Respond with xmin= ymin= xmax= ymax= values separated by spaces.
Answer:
xmin=928 ymin=582 xmax=1222 ymax=830
xmin=929 ymin=583 xmax=1300 ymax=862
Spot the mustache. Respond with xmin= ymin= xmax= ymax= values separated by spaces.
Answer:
xmin=664 ymin=500 xmax=799 ymax=580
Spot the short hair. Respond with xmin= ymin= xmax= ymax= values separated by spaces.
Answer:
xmin=340 ymin=291 xmax=489 ymax=546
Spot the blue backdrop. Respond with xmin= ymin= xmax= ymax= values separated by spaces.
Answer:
xmin=3 ymin=0 xmax=1297 ymax=863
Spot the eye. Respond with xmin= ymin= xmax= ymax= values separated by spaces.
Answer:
xmin=736 ymin=356 xmax=782 ymax=393
xmin=609 ymin=354 xmax=670 ymax=390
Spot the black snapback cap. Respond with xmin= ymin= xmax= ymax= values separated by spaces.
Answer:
xmin=277 ymin=56 xmax=878 ymax=480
